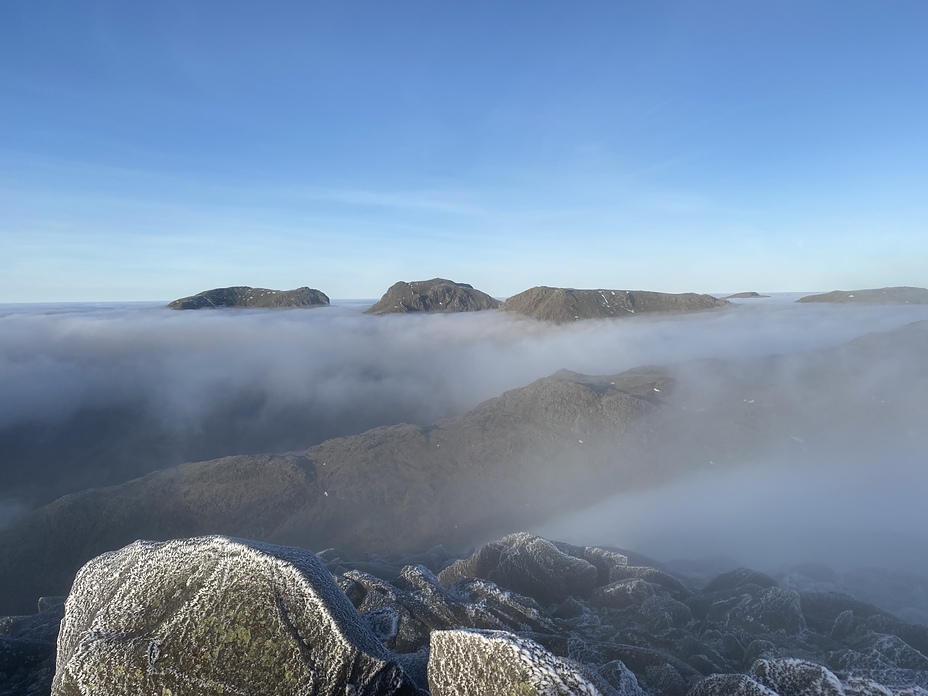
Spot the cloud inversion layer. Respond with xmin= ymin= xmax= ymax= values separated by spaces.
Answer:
xmin=1 ymin=297 xmax=927 ymax=522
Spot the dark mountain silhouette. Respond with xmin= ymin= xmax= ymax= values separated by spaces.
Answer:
xmin=167 ymin=286 xmax=330 ymax=309
xmin=722 ymin=292 xmax=769 ymax=299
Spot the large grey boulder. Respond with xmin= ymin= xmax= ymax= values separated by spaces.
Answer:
xmin=365 ymin=278 xmax=500 ymax=314
xmin=52 ymin=536 xmax=420 ymax=695
xmin=501 ymin=287 xmax=727 ymax=323
xmin=796 ymin=287 xmax=928 ymax=305
xmin=167 ymin=285 xmax=330 ymax=309
xmin=427 ymin=628 xmax=603 ymax=696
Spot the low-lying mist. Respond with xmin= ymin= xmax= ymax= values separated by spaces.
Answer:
xmin=2 ymin=295 xmax=927 ymax=541
xmin=536 ymin=433 xmax=928 ymax=576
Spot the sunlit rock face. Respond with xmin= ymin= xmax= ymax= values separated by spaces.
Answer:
xmin=51 ymin=536 xmax=419 ymax=696
xmin=365 ymin=278 xmax=501 ymax=314
xmin=427 ymin=629 xmax=604 ymax=696
xmin=167 ymin=285 xmax=330 ymax=309
xmin=501 ymin=286 xmax=727 ymax=323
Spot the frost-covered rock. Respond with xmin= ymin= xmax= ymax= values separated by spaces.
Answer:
xmin=439 ymin=533 xmax=599 ymax=605
xmin=732 ymin=588 xmax=806 ymax=635
xmin=591 ymin=578 xmax=656 ymax=610
xmin=841 ymin=676 xmax=895 ymax=696
xmin=52 ymin=536 xmax=420 ymax=695
xmin=750 ymin=657 xmax=846 ymax=696
xmin=833 ymin=633 xmax=928 ymax=672
xmin=598 ymin=660 xmax=647 ymax=696
xmin=704 ymin=569 xmax=779 ymax=594
xmin=608 ymin=565 xmax=691 ymax=600
xmin=834 ymin=670 xmax=928 ymax=691
xmin=0 ymin=597 xmax=65 ymax=696
xmin=344 ymin=563 xmax=556 ymax=654
xmin=687 ymin=673 xmax=779 ymax=696
xmin=427 ymin=628 xmax=602 ymax=696
xmin=638 ymin=595 xmax=694 ymax=629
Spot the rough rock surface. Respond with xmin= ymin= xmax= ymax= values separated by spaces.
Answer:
xmin=167 ymin=285 xmax=330 ymax=309
xmin=6 ymin=531 xmax=928 ymax=695
xmin=0 ymin=597 xmax=64 ymax=696
xmin=688 ymin=673 xmax=779 ymax=695
xmin=501 ymin=286 xmax=727 ymax=323
xmin=365 ymin=278 xmax=500 ymax=314
xmin=438 ymin=533 xmax=602 ymax=605
xmin=796 ymin=287 xmax=928 ymax=305
xmin=749 ymin=658 xmax=846 ymax=696
xmin=52 ymin=536 xmax=419 ymax=695
xmin=427 ymin=629 xmax=602 ymax=695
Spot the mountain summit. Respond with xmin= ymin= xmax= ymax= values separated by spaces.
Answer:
xmin=365 ymin=278 xmax=500 ymax=314
xmin=167 ymin=286 xmax=330 ymax=309
xmin=501 ymin=287 xmax=727 ymax=323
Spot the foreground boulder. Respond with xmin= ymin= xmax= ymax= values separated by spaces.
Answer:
xmin=796 ymin=287 xmax=928 ymax=305
xmin=18 ymin=531 xmax=928 ymax=695
xmin=427 ymin=629 xmax=603 ymax=696
xmin=501 ymin=287 xmax=727 ymax=323
xmin=365 ymin=278 xmax=500 ymax=314
xmin=52 ymin=536 xmax=419 ymax=695
xmin=167 ymin=285 xmax=330 ymax=309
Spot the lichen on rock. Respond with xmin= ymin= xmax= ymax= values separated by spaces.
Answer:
xmin=427 ymin=628 xmax=602 ymax=696
xmin=51 ymin=535 xmax=419 ymax=695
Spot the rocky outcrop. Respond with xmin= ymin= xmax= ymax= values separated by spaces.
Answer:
xmin=796 ymin=287 xmax=928 ymax=305
xmin=51 ymin=536 xmax=420 ymax=695
xmin=437 ymin=533 xmax=604 ymax=605
xmin=16 ymin=531 xmax=923 ymax=696
xmin=167 ymin=285 xmax=330 ymax=309
xmin=501 ymin=287 xmax=727 ymax=323
xmin=365 ymin=279 xmax=500 ymax=315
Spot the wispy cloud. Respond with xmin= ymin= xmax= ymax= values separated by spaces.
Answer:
xmin=279 ymin=186 xmax=487 ymax=216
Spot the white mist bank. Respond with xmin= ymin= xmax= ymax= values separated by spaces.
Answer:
xmin=536 ymin=435 xmax=928 ymax=576
xmin=1 ymin=295 xmax=927 ymax=511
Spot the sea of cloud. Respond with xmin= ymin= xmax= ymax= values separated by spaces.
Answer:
xmin=2 ymin=296 xmax=927 ymax=539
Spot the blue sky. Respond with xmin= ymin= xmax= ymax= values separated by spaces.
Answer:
xmin=1 ymin=1 xmax=926 ymax=301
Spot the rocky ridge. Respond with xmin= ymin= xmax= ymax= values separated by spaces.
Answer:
xmin=796 ymin=287 xmax=928 ymax=305
xmin=365 ymin=278 xmax=501 ymax=315
xmin=501 ymin=287 xmax=727 ymax=323
xmin=6 ymin=532 xmax=928 ymax=695
xmin=167 ymin=285 xmax=330 ymax=309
